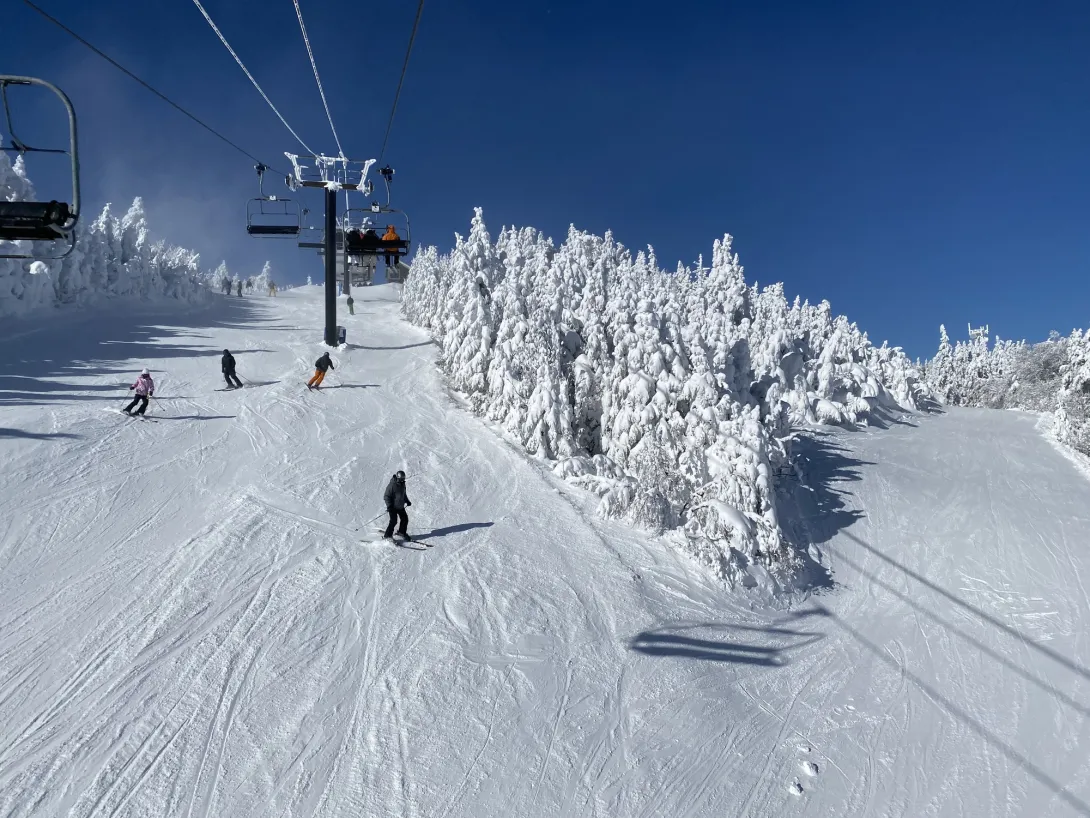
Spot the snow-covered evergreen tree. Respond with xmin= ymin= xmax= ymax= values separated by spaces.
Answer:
xmin=1 ymin=147 xmax=209 ymax=315
xmin=400 ymin=209 xmax=937 ymax=590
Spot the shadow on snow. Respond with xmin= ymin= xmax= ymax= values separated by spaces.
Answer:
xmin=629 ymin=609 xmax=829 ymax=667
xmin=0 ymin=296 xmax=279 ymax=407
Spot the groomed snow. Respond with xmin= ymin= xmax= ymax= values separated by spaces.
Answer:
xmin=2 ymin=285 xmax=1089 ymax=816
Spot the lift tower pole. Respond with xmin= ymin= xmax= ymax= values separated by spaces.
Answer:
xmin=298 ymin=177 xmax=341 ymax=347
xmin=323 ymin=186 xmax=337 ymax=346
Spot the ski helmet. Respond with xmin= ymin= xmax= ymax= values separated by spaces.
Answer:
xmin=223 ymin=349 xmax=229 ymax=355
xmin=396 ymin=470 xmax=406 ymax=480
xmin=141 ymin=368 xmax=149 ymax=375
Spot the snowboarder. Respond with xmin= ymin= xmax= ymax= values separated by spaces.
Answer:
xmin=221 ymin=349 xmax=242 ymax=389
xmin=382 ymin=225 xmax=400 ymax=268
xmin=236 ymin=280 xmax=243 ymax=297
xmin=307 ymin=351 xmax=334 ymax=389
xmin=347 ymin=295 xmax=355 ymax=315
xmin=383 ymin=470 xmax=412 ymax=540
xmin=124 ymin=368 xmax=155 ymax=415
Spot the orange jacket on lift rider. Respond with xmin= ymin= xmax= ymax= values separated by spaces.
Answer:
xmin=382 ymin=225 xmax=400 ymax=268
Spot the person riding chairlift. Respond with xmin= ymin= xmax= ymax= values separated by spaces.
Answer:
xmin=382 ymin=224 xmax=401 ymax=268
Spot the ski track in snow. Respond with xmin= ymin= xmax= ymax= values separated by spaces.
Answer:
xmin=2 ymin=287 xmax=1090 ymax=816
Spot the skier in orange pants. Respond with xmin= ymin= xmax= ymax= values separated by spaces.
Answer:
xmin=307 ymin=351 xmax=334 ymax=389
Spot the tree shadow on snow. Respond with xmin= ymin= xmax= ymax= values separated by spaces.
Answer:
xmin=415 ymin=521 xmax=494 ymax=539
xmin=776 ymin=430 xmax=872 ymax=593
xmin=0 ymin=297 xmax=278 ymax=407
xmin=851 ymin=404 xmax=919 ymax=430
xmin=0 ymin=426 xmax=81 ymax=441
xmin=629 ymin=609 xmax=828 ymax=667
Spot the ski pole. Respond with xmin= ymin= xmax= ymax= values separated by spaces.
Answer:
xmin=358 ymin=510 xmax=386 ymax=531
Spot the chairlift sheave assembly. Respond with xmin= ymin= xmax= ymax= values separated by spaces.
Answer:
xmin=246 ymin=162 xmax=301 ymax=238
xmin=0 ymin=76 xmax=81 ymax=260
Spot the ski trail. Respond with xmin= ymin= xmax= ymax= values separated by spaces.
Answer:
xmin=4 ymin=289 xmax=1090 ymax=816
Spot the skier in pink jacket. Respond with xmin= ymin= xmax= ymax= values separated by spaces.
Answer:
xmin=123 ymin=369 xmax=155 ymax=415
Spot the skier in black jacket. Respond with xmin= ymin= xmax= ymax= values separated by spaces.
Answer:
xmin=383 ymin=471 xmax=412 ymax=540
xmin=307 ymin=351 xmax=334 ymax=389
xmin=221 ymin=349 xmax=243 ymax=389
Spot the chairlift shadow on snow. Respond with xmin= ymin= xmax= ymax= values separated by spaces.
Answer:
xmin=415 ymin=521 xmax=494 ymax=540
xmin=629 ymin=609 xmax=829 ymax=667
xmin=0 ymin=426 xmax=81 ymax=441
xmin=352 ymin=340 xmax=434 ymax=352
xmin=810 ymin=598 xmax=1090 ymax=816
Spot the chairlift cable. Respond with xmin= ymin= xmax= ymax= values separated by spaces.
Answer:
xmin=292 ymin=0 xmax=345 ymax=160
xmin=18 ymin=0 xmax=287 ymax=176
xmin=189 ymin=0 xmax=316 ymax=155
xmin=379 ymin=0 xmax=425 ymax=164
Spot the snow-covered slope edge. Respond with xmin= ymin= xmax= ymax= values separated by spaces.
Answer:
xmin=925 ymin=323 xmax=1090 ymax=458
xmin=402 ymin=208 xmax=933 ymax=590
xmin=0 ymin=146 xmax=210 ymax=317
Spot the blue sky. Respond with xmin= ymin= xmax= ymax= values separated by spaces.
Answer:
xmin=7 ymin=0 xmax=1090 ymax=359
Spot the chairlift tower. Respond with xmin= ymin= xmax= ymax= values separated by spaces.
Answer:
xmin=283 ymin=153 xmax=410 ymax=346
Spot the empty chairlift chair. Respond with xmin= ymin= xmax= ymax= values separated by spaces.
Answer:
xmin=246 ymin=163 xmax=301 ymax=238
xmin=0 ymin=76 xmax=81 ymax=260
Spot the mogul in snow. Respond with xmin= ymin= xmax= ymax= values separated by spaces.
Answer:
xmin=307 ymin=351 xmax=334 ymax=389
xmin=383 ymin=471 xmax=412 ymax=541
xmin=123 ymin=369 xmax=155 ymax=415
xmin=221 ymin=349 xmax=243 ymax=389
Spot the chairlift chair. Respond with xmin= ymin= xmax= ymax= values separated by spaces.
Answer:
xmin=0 ymin=76 xmax=81 ymax=260
xmin=297 ymin=206 xmax=324 ymax=249
xmin=341 ymin=204 xmax=410 ymax=261
xmin=246 ymin=163 xmax=301 ymax=238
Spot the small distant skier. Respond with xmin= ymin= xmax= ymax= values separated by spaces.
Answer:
xmin=383 ymin=470 xmax=412 ymax=541
xmin=347 ymin=295 xmax=355 ymax=315
xmin=307 ymin=351 xmax=334 ymax=389
xmin=222 ymin=349 xmax=243 ymax=389
xmin=245 ymin=279 xmax=253 ymax=292
xmin=269 ymin=282 xmax=277 ymax=297
xmin=236 ymin=280 xmax=243 ymax=297
xmin=123 ymin=368 xmax=155 ymax=415
xmin=221 ymin=279 xmax=231 ymax=295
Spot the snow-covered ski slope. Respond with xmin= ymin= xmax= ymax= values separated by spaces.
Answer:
xmin=2 ymin=285 xmax=1089 ymax=817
